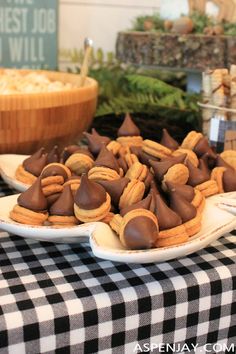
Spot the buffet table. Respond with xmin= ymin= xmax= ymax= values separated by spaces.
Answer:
xmin=0 ymin=178 xmax=235 ymax=354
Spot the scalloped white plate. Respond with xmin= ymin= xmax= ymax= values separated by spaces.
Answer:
xmin=0 ymin=193 xmax=235 ymax=263
xmin=0 ymin=154 xmax=29 ymax=192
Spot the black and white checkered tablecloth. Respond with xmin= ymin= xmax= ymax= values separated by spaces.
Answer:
xmin=0 ymin=179 xmax=235 ymax=354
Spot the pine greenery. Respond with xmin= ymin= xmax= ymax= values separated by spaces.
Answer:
xmin=64 ymin=48 xmax=201 ymax=130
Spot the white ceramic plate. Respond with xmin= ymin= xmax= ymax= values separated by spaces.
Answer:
xmin=0 ymin=154 xmax=29 ymax=192
xmin=0 ymin=193 xmax=235 ymax=263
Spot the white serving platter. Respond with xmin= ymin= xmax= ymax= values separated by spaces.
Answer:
xmin=0 ymin=193 xmax=235 ymax=264
xmin=0 ymin=154 xmax=29 ymax=192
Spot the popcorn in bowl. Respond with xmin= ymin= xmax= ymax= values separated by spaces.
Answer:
xmin=0 ymin=69 xmax=77 ymax=94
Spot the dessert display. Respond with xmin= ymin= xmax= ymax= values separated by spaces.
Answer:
xmin=9 ymin=114 xmax=236 ymax=251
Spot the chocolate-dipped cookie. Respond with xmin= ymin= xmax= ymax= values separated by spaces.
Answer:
xmin=10 ymin=177 xmax=48 ymax=225
xmin=74 ymin=174 xmax=111 ymax=222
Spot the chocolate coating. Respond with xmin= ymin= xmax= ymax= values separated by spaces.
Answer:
xmin=23 ymin=148 xmax=47 ymax=177
xmin=94 ymin=146 xmax=120 ymax=173
xmin=160 ymin=128 xmax=179 ymax=150
xmin=60 ymin=145 xmax=81 ymax=163
xmin=223 ymin=168 xmax=236 ymax=192
xmin=198 ymin=158 xmax=211 ymax=179
xmin=46 ymin=193 xmax=61 ymax=207
xmin=166 ymin=181 xmax=195 ymax=202
xmin=123 ymin=216 xmax=158 ymax=249
xmin=201 ymin=150 xmax=217 ymax=169
xmin=41 ymin=164 xmax=69 ymax=181
xmin=84 ymin=130 xmax=111 ymax=156
xmin=117 ymin=113 xmax=140 ymax=137
xmin=17 ymin=177 xmax=47 ymax=212
xmin=139 ymin=151 xmax=159 ymax=167
xmin=117 ymin=156 xmax=128 ymax=174
xmin=120 ymin=195 xmax=152 ymax=216
xmin=91 ymin=128 xmax=111 ymax=145
xmin=170 ymin=191 xmax=197 ymax=223
xmin=50 ymin=185 xmax=75 ymax=216
xmin=74 ymin=174 xmax=107 ymax=210
xmin=97 ymin=178 xmax=129 ymax=207
xmin=143 ymin=170 xmax=154 ymax=192
xmin=186 ymin=160 xmax=209 ymax=187
xmin=47 ymin=146 xmax=60 ymax=164
xmin=193 ymin=137 xmax=211 ymax=157
xmin=154 ymin=193 xmax=182 ymax=230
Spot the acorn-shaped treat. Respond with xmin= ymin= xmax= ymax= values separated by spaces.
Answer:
xmin=97 ymin=176 xmax=145 ymax=210
xmin=186 ymin=160 xmax=218 ymax=197
xmin=88 ymin=146 xmax=121 ymax=181
xmin=152 ymin=192 xmax=188 ymax=247
xmin=15 ymin=148 xmax=48 ymax=184
xmin=40 ymin=163 xmax=71 ymax=196
xmin=109 ymin=195 xmax=152 ymax=235
xmin=166 ymin=181 xmax=205 ymax=214
xmin=60 ymin=144 xmax=81 ymax=164
xmin=150 ymin=154 xmax=189 ymax=190
xmin=172 ymin=148 xmax=199 ymax=167
xmin=169 ymin=190 xmax=201 ymax=237
xmin=116 ymin=113 xmax=143 ymax=148
xmin=211 ymin=166 xmax=236 ymax=193
xmin=160 ymin=128 xmax=179 ymax=151
xmin=10 ymin=177 xmax=48 ymax=225
xmin=83 ymin=128 xmax=111 ymax=157
xmin=48 ymin=185 xmax=78 ymax=226
xmin=74 ymin=174 xmax=111 ymax=222
xmin=119 ymin=209 xmax=158 ymax=250
xmin=65 ymin=148 xmax=94 ymax=175
xmin=181 ymin=131 xmax=213 ymax=158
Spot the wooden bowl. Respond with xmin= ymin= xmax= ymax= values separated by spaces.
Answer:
xmin=0 ymin=69 xmax=98 ymax=154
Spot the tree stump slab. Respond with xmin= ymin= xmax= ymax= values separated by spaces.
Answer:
xmin=116 ymin=31 xmax=236 ymax=71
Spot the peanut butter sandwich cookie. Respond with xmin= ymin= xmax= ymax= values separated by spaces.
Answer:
xmin=40 ymin=163 xmax=71 ymax=197
xmin=65 ymin=148 xmax=94 ymax=175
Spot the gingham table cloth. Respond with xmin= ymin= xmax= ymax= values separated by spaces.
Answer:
xmin=0 ymin=179 xmax=235 ymax=354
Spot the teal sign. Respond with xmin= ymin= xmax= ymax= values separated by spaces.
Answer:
xmin=0 ymin=0 xmax=58 ymax=69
